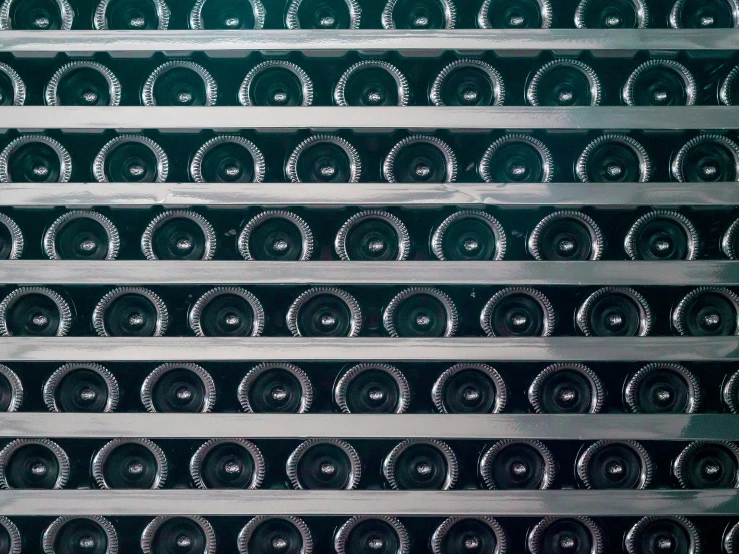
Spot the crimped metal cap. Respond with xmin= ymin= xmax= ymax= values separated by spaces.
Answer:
xmin=527 ymin=516 xmax=603 ymax=554
xmin=382 ymin=0 xmax=455 ymax=28
xmin=623 ymin=59 xmax=697 ymax=106
xmin=286 ymin=438 xmax=362 ymax=490
xmin=722 ymin=217 xmax=739 ymax=260
xmin=671 ymin=134 xmax=739 ymax=183
xmin=43 ymin=516 xmax=118 ymax=554
xmin=44 ymin=61 xmax=122 ymax=106
xmin=93 ymin=134 xmax=169 ymax=183
xmin=238 ymin=210 xmax=314 ymax=261
xmin=625 ymin=516 xmax=701 ymax=554
xmin=527 ymin=59 xmax=601 ymax=107
xmin=190 ymin=0 xmax=266 ymax=29
xmin=336 ymin=516 xmax=411 ymax=554
xmin=383 ymin=438 xmax=458 ymax=490
xmin=479 ymin=439 xmax=556 ymax=490
xmin=481 ymin=287 xmax=555 ymax=337
xmin=43 ymin=362 xmax=119 ymax=413
xmin=142 ymin=61 xmax=217 ymax=106
xmin=0 ymin=438 xmax=70 ymax=489
xmin=92 ymin=437 xmax=168 ymax=489
xmin=43 ymin=210 xmax=121 ymax=260
xmin=670 ymin=0 xmax=739 ymax=28
xmin=576 ymin=134 xmax=651 ymax=183
xmin=723 ymin=368 xmax=739 ymax=413
xmin=334 ymin=363 xmax=411 ymax=414
xmin=576 ymin=439 xmax=653 ymax=489
xmin=528 ymin=211 xmax=603 ymax=261
xmin=238 ymin=362 xmax=314 ymax=413
xmin=673 ymin=440 xmax=739 ymax=489
xmin=0 ymin=62 xmax=25 ymax=105
xmin=94 ymin=0 xmax=170 ymax=29
xmin=0 ymin=135 xmax=72 ymax=183
xmin=575 ymin=0 xmax=649 ymax=28
xmin=0 ymin=286 xmax=72 ymax=337
xmin=383 ymin=135 xmax=458 ymax=183
xmin=0 ymin=0 xmax=73 ymax=29
xmin=335 ymin=210 xmax=410 ymax=261
xmin=432 ymin=210 xmax=506 ymax=261
xmin=528 ymin=362 xmax=604 ymax=414
xmin=190 ymin=438 xmax=265 ymax=489
xmin=384 ymin=287 xmax=458 ymax=338
xmin=624 ymin=362 xmax=702 ymax=414
xmin=141 ymin=210 xmax=216 ymax=261
xmin=430 ymin=58 xmax=505 ymax=107
xmin=0 ymin=516 xmax=20 ymax=554
xmin=335 ymin=61 xmax=409 ymax=107
xmin=287 ymin=0 xmax=360 ymax=28
xmin=92 ymin=286 xmax=169 ymax=337
xmin=576 ymin=286 xmax=653 ymax=337
xmin=239 ymin=60 xmax=314 ymax=106
xmin=287 ymin=287 xmax=362 ymax=337
xmin=431 ymin=362 xmax=507 ymax=414
xmin=624 ymin=210 xmax=699 ymax=261
xmin=478 ymin=0 xmax=552 ymax=28
xmin=141 ymin=362 xmax=216 ymax=413
xmin=189 ymin=287 xmax=265 ymax=337
xmin=190 ymin=135 xmax=265 ymax=183
xmin=721 ymin=64 xmax=739 ymax=105
xmin=725 ymin=520 xmax=739 ymax=554
xmin=432 ymin=516 xmax=507 ymax=554
xmin=286 ymin=134 xmax=362 ymax=183
xmin=0 ymin=364 xmax=22 ymax=412
xmin=141 ymin=516 xmax=215 ymax=554
xmin=672 ymin=287 xmax=739 ymax=336
xmin=0 ymin=213 xmax=24 ymax=260
xmin=238 ymin=516 xmax=313 ymax=554
xmin=480 ymin=134 xmax=553 ymax=183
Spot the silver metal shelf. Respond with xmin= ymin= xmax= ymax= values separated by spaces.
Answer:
xmin=2 ymin=106 xmax=739 ymax=131
xmin=1 ymin=261 xmax=738 ymax=286
xmin=3 ymin=182 xmax=737 ymax=207
xmin=0 ymin=413 xmax=734 ymax=441
xmin=0 ymin=490 xmax=735 ymax=517
xmin=0 ymin=337 xmax=736 ymax=362
xmin=0 ymin=30 xmax=736 ymax=56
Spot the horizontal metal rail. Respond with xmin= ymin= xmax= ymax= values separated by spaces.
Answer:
xmin=0 ymin=490 xmax=736 ymax=516
xmin=2 ymin=106 xmax=739 ymax=131
xmin=1 ymin=261 xmax=738 ymax=286
xmin=3 ymin=182 xmax=738 ymax=208
xmin=0 ymin=30 xmax=736 ymax=55
xmin=0 ymin=413 xmax=734 ymax=441
xmin=0 ymin=337 xmax=736 ymax=362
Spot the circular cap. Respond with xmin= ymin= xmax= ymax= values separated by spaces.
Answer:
xmin=670 ymin=0 xmax=739 ymax=28
xmin=481 ymin=287 xmax=555 ymax=338
xmin=238 ymin=516 xmax=313 ymax=554
xmin=0 ymin=213 xmax=24 ymax=260
xmin=286 ymin=438 xmax=361 ymax=490
xmin=384 ymin=287 xmax=458 ymax=338
xmin=478 ymin=0 xmax=552 ymax=28
xmin=239 ymin=60 xmax=313 ymax=106
xmin=720 ymin=64 xmax=739 ymax=105
xmin=383 ymin=439 xmax=458 ymax=490
xmin=0 ymin=364 xmax=22 ymax=412
xmin=92 ymin=437 xmax=167 ymax=489
xmin=142 ymin=61 xmax=217 ymax=106
xmin=93 ymin=286 xmax=168 ymax=337
xmin=0 ymin=286 xmax=72 ymax=337
xmin=673 ymin=440 xmax=739 ymax=489
xmin=0 ymin=62 xmax=25 ymax=105
xmin=94 ymin=0 xmax=170 ymax=29
xmin=625 ymin=362 xmax=701 ymax=414
xmin=334 ymin=363 xmax=411 ymax=414
xmin=286 ymin=134 xmax=361 ymax=183
xmin=722 ymin=368 xmax=739 ymax=413
xmin=141 ymin=210 xmax=216 ymax=261
xmin=335 ymin=210 xmax=410 ymax=261
xmin=722 ymin=217 xmax=739 ymax=260
xmin=335 ymin=516 xmax=411 ymax=554
xmin=43 ymin=515 xmax=118 ymax=554
xmin=141 ymin=362 xmax=216 ymax=413
xmin=625 ymin=516 xmax=701 ymax=554
xmin=190 ymin=438 xmax=265 ymax=490
xmin=0 ymin=0 xmax=73 ymax=29
xmin=576 ymin=287 xmax=653 ymax=337
xmin=43 ymin=362 xmax=119 ymax=413
xmin=45 ymin=61 xmax=121 ymax=106
xmin=432 ymin=363 xmax=507 ymax=414
xmin=480 ymin=134 xmax=553 ymax=183
xmin=238 ymin=210 xmax=314 ymax=261
xmin=576 ymin=134 xmax=651 ymax=183
xmin=0 ymin=438 xmax=70 ymax=489
xmin=527 ymin=516 xmax=603 ymax=554
xmin=189 ymin=287 xmax=265 ymax=337
xmin=0 ymin=516 xmax=20 ymax=554
xmin=432 ymin=210 xmax=506 ymax=261
xmin=384 ymin=135 xmax=457 ymax=184
xmin=334 ymin=60 xmax=409 ymax=107
xmin=625 ymin=210 xmax=699 ymax=261
xmin=141 ymin=516 xmax=215 ymax=554
xmin=528 ymin=363 xmax=604 ymax=414
xmin=190 ymin=0 xmax=265 ymax=29
xmin=724 ymin=520 xmax=739 ymax=554
xmin=673 ymin=287 xmax=739 ymax=336
xmin=671 ymin=134 xmax=739 ymax=183
xmin=576 ymin=440 xmax=653 ymax=489
xmin=190 ymin=135 xmax=265 ymax=183
xmin=238 ymin=362 xmax=313 ymax=414
xmin=623 ymin=59 xmax=697 ymax=106
xmin=432 ymin=516 xmax=507 ymax=554
xmin=527 ymin=59 xmax=601 ymax=107
xmin=287 ymin=287 xmax=362 ymax=337
xmin=575 ymin=0 xmax=648 ymax=28
xmin=0 ymin=135 xmax=72 ymax=183
xmin=528 ymin=211 xmax=603 ymax=261
xmin=382 ymin=0 xmax=455 ymax=29
xmin=43 ymin=210 xmax=120 ymax=261
xmin=286 ymin=0 xmax=360 ymax=29
xmin=93 ymin=134 xmax=168 ymax=183
xmin=430 ymin=58 xmax=505 ymax=107
xmin=479 ymin=439 xmax=556 ymax=490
